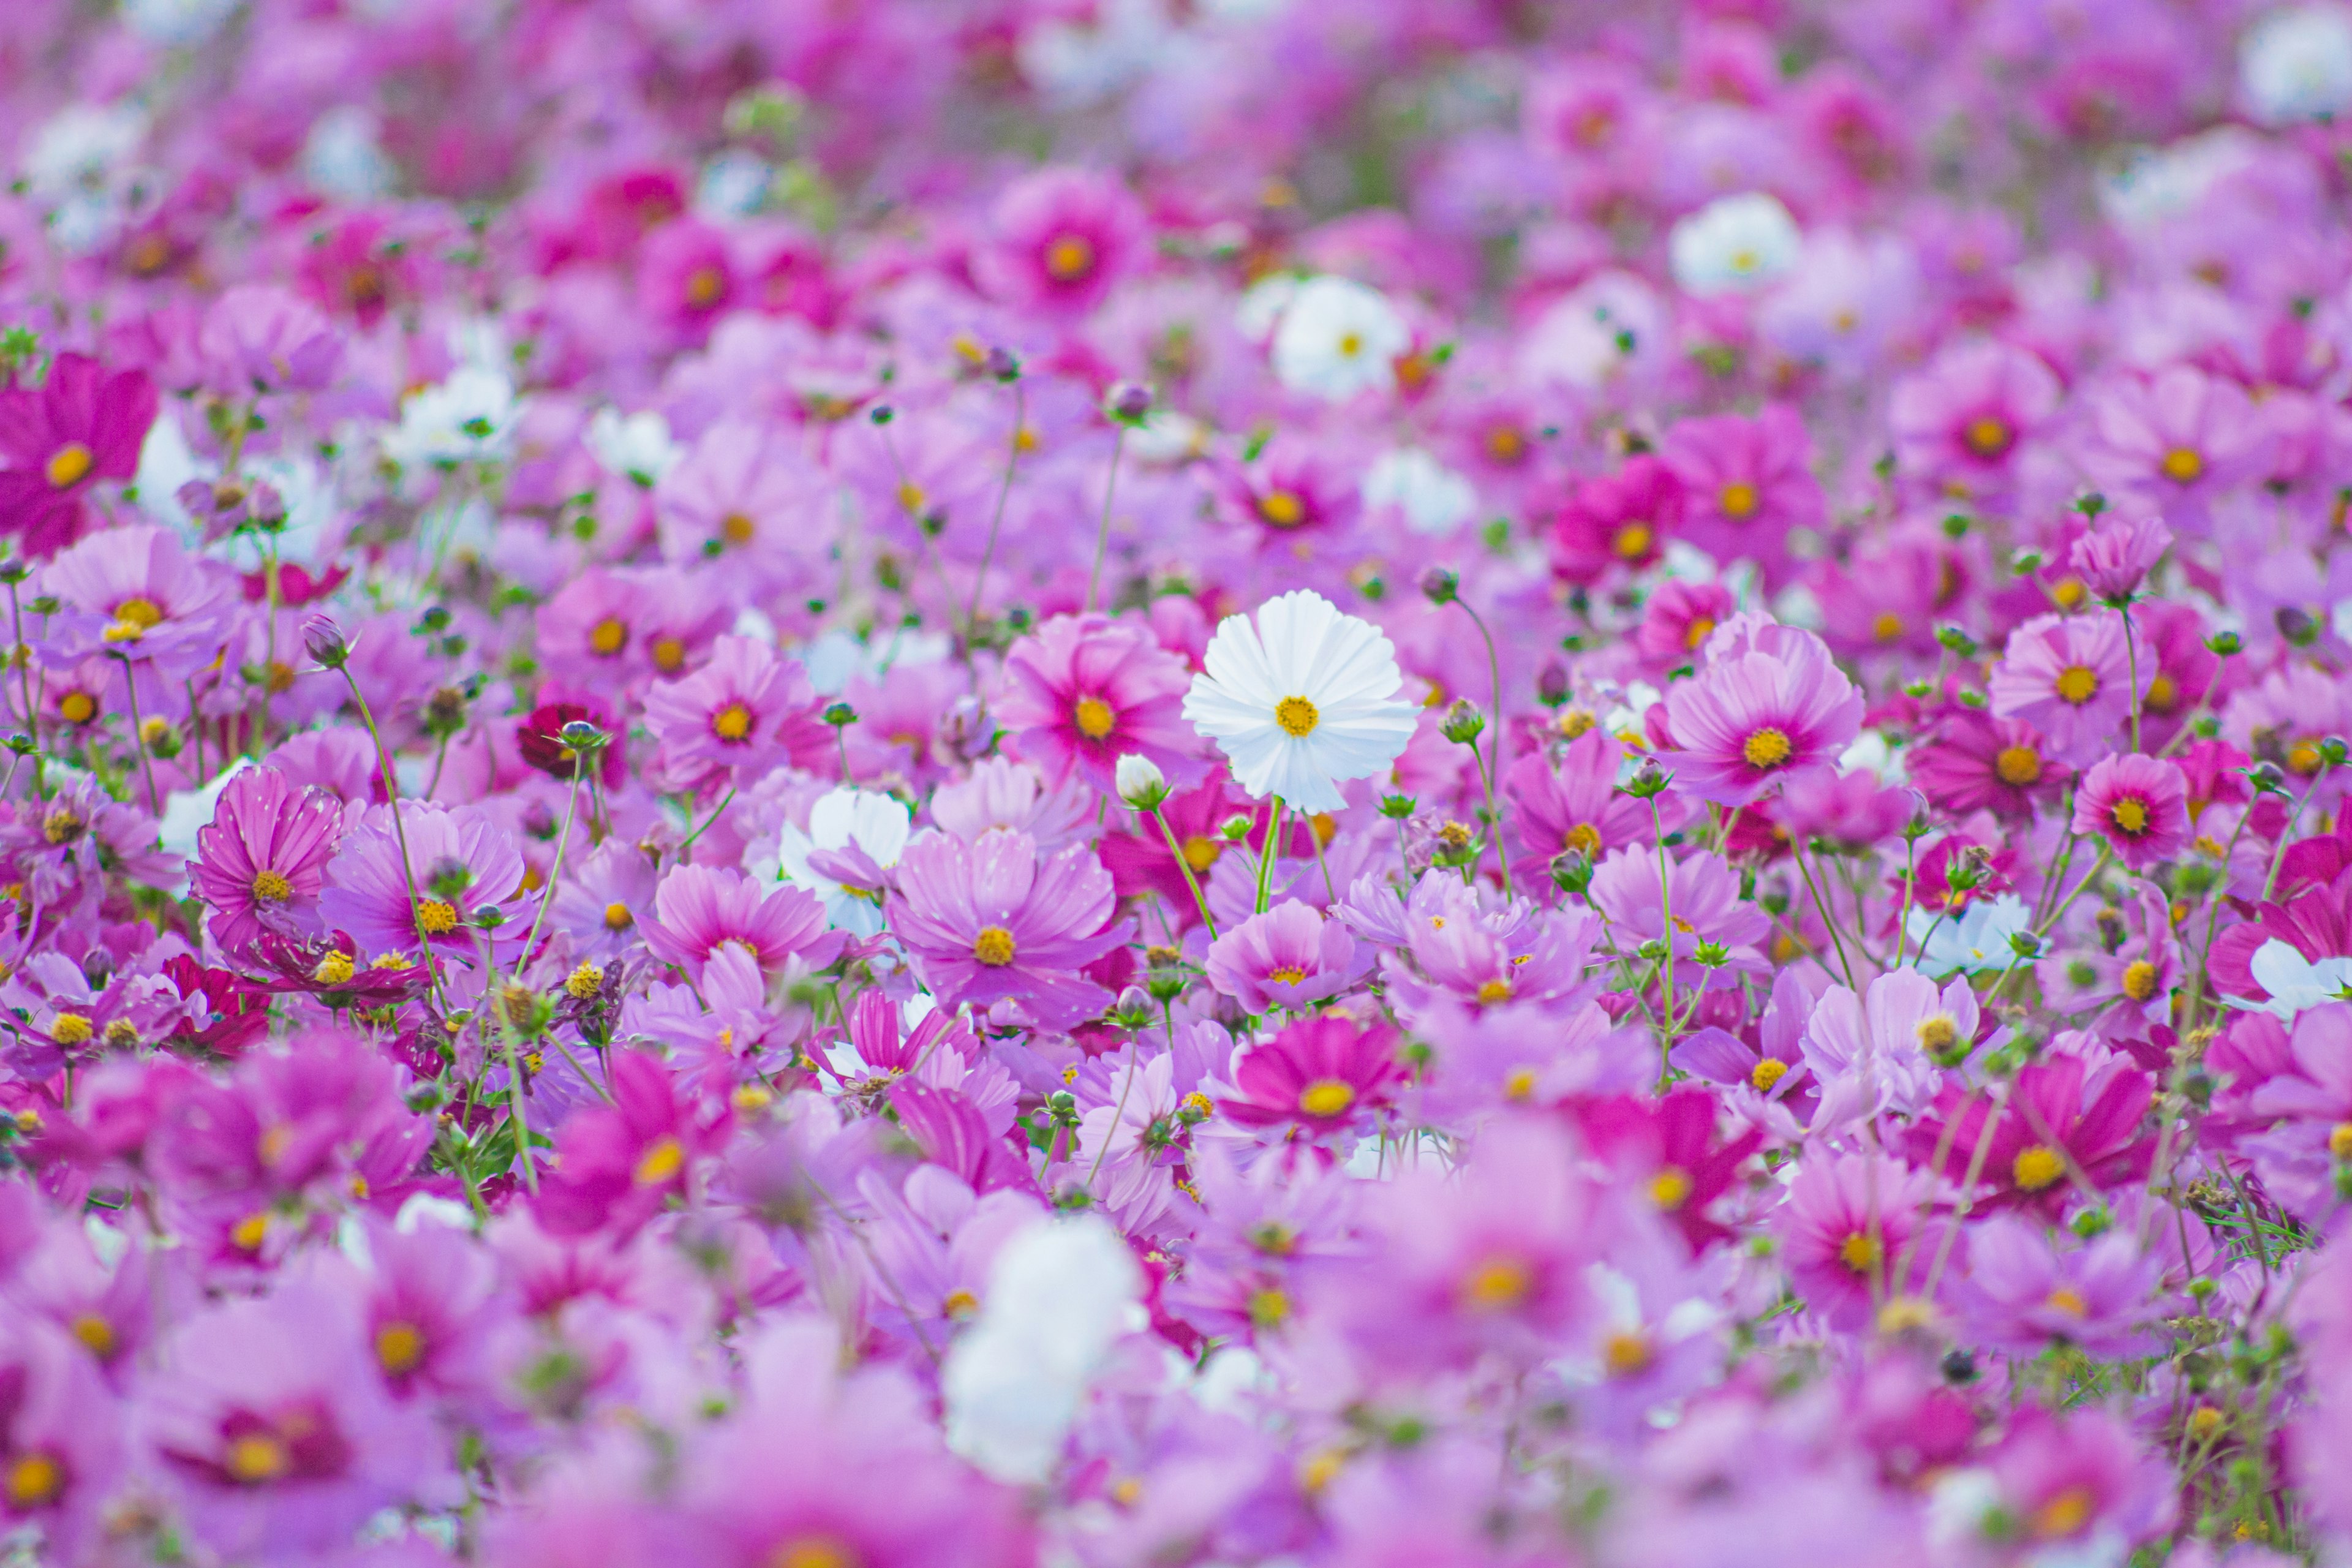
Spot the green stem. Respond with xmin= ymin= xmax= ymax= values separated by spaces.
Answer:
xmin=1150 ymin=807 xmax=1219 ymax=940
xmin=1085 ymin=424 xmax=1128 ymax=614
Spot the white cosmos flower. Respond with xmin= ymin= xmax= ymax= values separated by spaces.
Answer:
xmin=1362 ymin=448 xmax=1476 ymax=535
xmin=2242 ymin=5 xmax=2352 ymax=123
xmin=1904 ymin=894 xmax=2034 ymax=976
xmin=586 ymin=407 xmax=684 ymax=488
xmin=1669 ymin=192 xmax=1803 ymax=296
xmin=1270 ymin=276 xmax=1411 ymax=401
xmin=2236 ymin=940 xmax=2352 ymax=1019
xmin=1182 ymin=590 xmax=1419 ymax=813
xmin=766 ymin=786 xmax=911 ymax=937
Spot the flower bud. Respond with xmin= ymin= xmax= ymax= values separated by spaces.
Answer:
xmin=1439 ymin=698 xmax=1484 ymax=745
xmin=1106 ymin=381 xmax=1153 ymax=423
xmin=822 ymin=701 xmax=858 ymax=729
xmin=1115 ymin=753 xmax=1170 ymax=810
xmin=1550 ymin=850 xmax=1593 ymax=895
xmin=1418 ymin=566 xmax=1459 ymax=605
xmin=302 ymin=613 xmax=350 ymax=670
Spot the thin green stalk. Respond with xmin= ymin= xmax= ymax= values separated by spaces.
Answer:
xmin=115 ymin=657 xmax=160 ymax=817
xmin=966 ymin=380 xmax=1027 ymax=633
xmin=1148 ymin=806 xmax=1219 ymax=939
xmin=1255 ymin=797 xmax=1285 ymax=915
xmin=1085 ymin=424 xmax=1128 ymax=614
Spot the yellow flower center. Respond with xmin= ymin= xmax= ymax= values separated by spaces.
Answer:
xmin=1916 ymin=1016 xmax=1957 ymax=1055
xmin=230 ymin=1212 xmax=269 ymax=1251
xmin=1612 ymin=521 xmax=1653 ymax=560
xmin=1044 ymin=234 xmax=1096 ymax=281
xmin=1742 ymin=727 xmax=1793 ymax=769
xmin=104 ymin=597 xmax=164 ymax=642
xmin=973 ymin=926 xmax=1017 ymax=967
xmin=634 ymin=1136 xmax=685 ymax=1186
xmin=251 ymin=869 xmax=293 ymax=902
xmin=375 ymin=1321 xmax=424 ymax=1374
xmin=1839 ymin=1232 xmax=1881 ymax=1273
xmin=312 ymin=951 xmax=355 ymax=984
xmin=1485 ymin=425 xmax=1526 ymax=462
xmin=6 ymin=1450 xmax=62 ymax=1508
xmin=589 ymin=617 xmax=628 ymax=655
xmin=2046 ymin=1286 xmax=2088 ymax=1317
xmin=2110 ymin=797 xmax=2149 ymax=836
xmin=2144 ymin=673 xmax=2177 ymax=712
xmin=2159 ymin=447 xmax=2204 ymax=484
xmin=1561 ymin=822 xmax=1602 ymax=859
xmin=1182 ymin=835 xmax=1222 ymax=873
xmin=1750 ymin=1058 xmax=1788 ymax=1091
xmin=1995 ymin=745 xmax=2043 ymax=786
xmin=57 ymin=691 xmax=95 ymax=725
xmin=720 ymin=511 xmax=756 ymax=547
xmin=1298 ymin=1079 xmax=1354 ymax=1117
xmin=2012 ymin=1144 xmax=2067 ymax=1191
xmin=651 ymin=636 xmax=686 ymax=672
xmin=567 ymin=962 xmax=605 ymax=1000
xmin=712 ymin=703 xmax=755 ymax=742
xmin=684 ymin=266 xmax=726 ymax=307
xmin=1872 ymin=611 xmax=1902 ymax=642
xmin=48 ymin=1013 xmax=91 ymax=1046
xmin=415 ymin=899 xmax=461 ymax=936
xmin=1649 ymin=1166 xmax=1693 ymax=1209
xmin=1257 ymin=489 xmax=1306 ymax=528
xmin=769 ymin=1537 xmax=861 ymax=1568
xmin=1719 ymin=480 xmax=1760 ymax=519
xmin=43 ymin=442 xmax=93 ymax=489
xmin=1072 ymin=697 xmax=1117 ymax=740
xmin=1684 ymin=616 xmax=1717 ymax=650
xmin=2290 ymin=739 xmax=2325 ymax=775
xmin=1266 ymin=964 xmax=1310 ymax=986
xmin=2032 ymin=1486 xmax=2096 ymax=1539
xmin=2328 ymin=1121 xmax=2352 ymax=1161
xmin=1476 ymin=978 xmax=1514 ymax=1005
xmin=1962 ymin=416 xmax=2013 ymax=458
xmin=1248 ymin=1287 xmax=1291 ymax=1330
xmin=2054 ymin=665 xmax=2099 ymax=704
xmin=70 ymin=1313 xmax=115 ymax=1359
xmin=1275 ymin=696 xmax=1319 ymax=737
xmin=2121 ymin=959 xmax=2159 ymax=1001
xmin=1604 ymin=1331 xmax=1653 ymax=1377
xmin=1461 ymin=1255 xmax=1533 ymax=1311
xmin=225 ymin=1433 xmax=290 ymax=1485
xmin=1504 ymin=1066 xmax=1537 ymax=1101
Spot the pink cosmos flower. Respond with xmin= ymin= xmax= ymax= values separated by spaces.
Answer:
xmin=317 ymin=803 xmax=538 ymax=966
xmin=886 ymin=830 xmax=1126 ymax=1031
xmin=2071 ymin=753 xmax=2189 ymax=869
xmin=1906 ymin=1055 xmax=2155 ymax=1216
xmin=1887 ymin=338 xmax=2061 ymax=501
xmin=1980 ymin=1407 xmax=2177 ymax=1552
xmin=189 ymin=767 xmax=345 ymax=952
xmin=1630 ymin=579 xmax=1738 ymax=667
xmin=2086 ymin=365 xmax=2267 ymax=535
xmin=1774 ymin=1152 xmax=1940 ymax=1329
xmin=1961 ymin=1215 xmax=2164 ymax=1357
xmin=538 ymin=564 xmax=731 ymax=687
xmin=1988 ymin=611 xmax=2132 ymax=766
xmin=142 ymin=1283 xmax=443 ymax=1559
xmin=994 ymin=612 xmax=1200 ymax=794
xmin=639 ymin=864 xmax=844 ymax=984
xmin=2242 ymin=1002 xmax=2352 ymax=1222
xmin=1548 ymin=455 xmax=1682 ymax=584
xmin=0 ymin=353 xmax=157 ymax=556
xmin=1218 ymin=1014 xmax=1403 ymax=1136
xmin=1907 ymin=710 xmax=2070 ymax=818
xmin=0 ymin=1317 xmax=121 ymax=1561
xmin=2069 ymin=513 xmax=2172 ymax=603
xmin=654 ymin=419 xmax=831 ymax=596
xmin=41 ymin=523 xmax=235 ymax=680
xmin=1589 ymin=846 xmax=1770 ymax=981
xmin=1660 ymin=403 xmax=1821 ymax=585
xmin=643 ymin=634 xmax=827 ymax=783
xmin=1204 ymin=900 xmax=1360 ymax=1014
xmin=534 ymin=1049 xmax=732 ymax=1238
xmin=1505 ymin=729 xmax=1653 ymax=886
xmin=979 ymin=166 xmax=1147 ymax=317
xmin=1654 ymin=628 xmax=1864 ymax=807
xmin=637 ymin=217 xmax=737 ymax=339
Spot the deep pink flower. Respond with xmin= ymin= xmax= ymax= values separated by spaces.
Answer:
xmin=643 ymin=634 xmax=828 ymax=783
xmin=994 ymin=612 xmax=1200 ymax=794
xmin=1907 ymin=710 xmax=2070 ymax=818
xmin=1774 ymin=1152 xmax=1940 ymax=1329
xmin=1574 ymin=1087 xmax=1762 ymax=1252
xmin=189 ymin=767 xmax=345 ymax=952
xmin=1218 ymin=1014 xmax=1403 ymax=1136
xmin=1654 ymin=628 xmax=1864 ymax=807
xmin=1548 ymin=456 xmax=1683 ymax=584
xmin=0 ymin=354 xmax=157 ymax=556
xmin=979 ymin=166 xmax=1147 ymax=317
xmin=1988 ymin=611 xmax=2132 ymax=766
xmin=1906 ymin=1055 xmax=2156 ymax=1216
xmin=1659 ymin=404 xmax=1821 ymax=584
xmin=886 ymin=830 xmax=1126 ymax=1030
xmin=535 ymin=1050 xmax=731 ymax=1238
xmin=639 ymin=864 xmax=845 ymax=984
xmin=1888 ymin=339 xmax=2061 ymax=501
xmin=1506 ymin=729 xmax=1654 ymax=886
xmin=2071 ymin=753 xmax=2189 ymax=869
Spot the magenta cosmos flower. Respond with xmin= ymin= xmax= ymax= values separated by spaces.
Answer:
xmin=978 ymin=165 xmax=1147 ymax=317
xmin=1205 ymin=900 xmax=1360 ymax=1014
xmin=1774 ymin=1151 xmax=1940 ymax=1330
xmin=317 ymin=804 xmax=537 ymax=966
xmin=1907 ymin=710 xmax=2070 ymax=818
xmin=1506 ymin=729 xmax=1654 ymax=886
xmin=2070 ymin=753 xmax=2190 ymax=869
xmin=1654 ymin=628 xmax=1864 ymax=807
xmin=2086 ymin=364 xmax=2267 ymax=535
xmin=1660 ymin=402 xmax=1822 ymax=586
xmin=1218 ymin=1013 xmax=1403 ymax=1136
xmin=1988 ymin=611 xmax=2132 ymax=766
xmin=1549 ymin=455 xmax=1683 ymax=584
xmin=189 ymin=766 xmax=345 ymax=952
xmin=994 ymin=612 xmax=1200 ymax=795
xmin=639 ymin=864 xmax=844 ymax=984
xmin=1887 ymin=337 xmax=2061 ymax=502
xmin=0 ymin=353 xmax=157 ymax=556
xmin=886 ymin=829 xmax=1126 ymax=1030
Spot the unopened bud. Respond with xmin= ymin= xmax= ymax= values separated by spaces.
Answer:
xmin=1106 ymin=381 xmax=1153 ymax=423
xmin=301 ymin=612 xmax=350 ymax=669
xmin=1115 ymin=753 xmax=1169 ymax=810
xmin=1419 ymin=566 xmax=1460 ymax=606
xmin=1439 ymin=698 xmax=1485 ymax=745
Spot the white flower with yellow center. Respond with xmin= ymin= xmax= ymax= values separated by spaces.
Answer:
xmin=1269 ymin=276 xmax=1411 ymax=402
xmin=2242 ymin=4 xmax=2352 ymax=123
xmin=1669 ymin=192 xmax=1803 ymax=297
xmin=1182 ymin=590 xmax=1419 ymax=813
xmin=760 ymin=786 xmax=910 ymax=937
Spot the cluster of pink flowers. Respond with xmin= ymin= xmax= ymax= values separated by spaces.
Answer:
xmin=2 ymin=0 xmax=2352 ymax=1564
